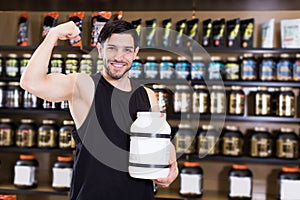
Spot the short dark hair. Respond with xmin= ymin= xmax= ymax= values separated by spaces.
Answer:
xmin=98 ymin=20 xmax=139 ymax=48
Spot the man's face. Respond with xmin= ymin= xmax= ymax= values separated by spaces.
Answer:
xmin=99 ymin=33 xmax=138 ymax=80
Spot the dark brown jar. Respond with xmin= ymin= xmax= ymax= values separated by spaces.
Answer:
xmin=276 ymin=128 xmax=298 ymax=159
xmin=59 ymin=120 xmax=76 ymax=149
xmin=277 ymin=87 xmax=295 ymax=117
xmin=249 ymin=127 xmax=273 ymax=158
xmin=16 ymin=119 xmax=37 ymax=147
xmin=210 ymin=85 xmax=226 ymax=114
xmin=6 ymin=82 xmax=22 ymax=108
xmin=255 ymin=87 xmax=271 ymax=116
xmin=228 ymin=86 xmax=245 ymax=116
xmin=65 ymin=54 xmax=79 ymax=74
xmin=38 ymin=119 xmax=58 ymax=148
xmin=152 ymin=84 xmax=169 ymax=113
xmin=197 ymin=125 xmax=220 ymax=156
xmin=0 ymin=118 xmax=15 ymax=146
xmin=174 ymin=122 xmax=196 ymax=154
xmin=192 ymin=85 xmax=209 ymax=114
xmin=220 ymin=126 xmax=243 ymax=157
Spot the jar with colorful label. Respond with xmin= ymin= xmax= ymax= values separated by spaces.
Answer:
xmin=208 ymin=56 xmax=224 ymax=80
xmin=129 ymin=56 xmax=143 ymax=79
xmin=191 ymin=56 xmax=206 ymax=80
xmin=197 ymin=125 xmax=219 ymax=156
xmin=14 ymin=154 xmax=38 ymax=189
xmin=50 ymin=54 xmax=64 ymax=73
xmin=225 ymin=56 xmax=240 ymax=80
xmin=179 ymin=161 xmax=203 ymax=198
xmin=174 ymin=85 xmax=191 ymax=113
xmin=220 ymin=126 xmax=243 ymax=157
xmin=16 ymin=119 xmax=37 ymax=147
xmin=255 ymin=87 xmax=271 ymax=116
xmin=5 ymin=53 xmax=19 ymax=78
xmin=59 ymin=120 xmax=76 ymax=149
xmin=96 ymin=58 xmax=104 ymax=73
xmin=20 ymin=53 xmax=31 ymax=75
xmin=210 ymin=85 xmax=226 ymax=114
xmin=259 ymin=53 xmax=276 ymax=81
xmin=0 ymin=118 xmax=15 ymax=146
xmin=249 ymin=127 xmax=273 ymax=158
xmin=159 ymin=56 xmax=175 ymax=79
xmin=65 ymin=54 xmax=79 ymax=74
xmin=79 ymin=54 xmax=93 ymax=75
xmin=228 ymin=164 xmax=252 ymax=200
xmin=144 ymin=56 xmax=159 ymax=79
xmin=277 ymin=54 xmax=292 ymax=81
xmin=276 ymin=128 xmax=298 ymax=159
xmin=6 ymin=82 xmax=22 ymax=108
xmin=174 ymin=122 xmax=196 ymax=154
xmin=175 ymin=56 xmax=191 ymax=80
xmin=228 ymin=86 xmax=245 ymax=116
xmin=277 ymin=87 xmax=295 ymax=117
xmin=192 ymin=85 xmax=209 ymax=114
xmin=23 ymin=90 xmax=40 ymax=109
xmin=293 ymin=53 xmax=300 ymax=81
xmin=241 ymin=53 xmax=257 ymax=80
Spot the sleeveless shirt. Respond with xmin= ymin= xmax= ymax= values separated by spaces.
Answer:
xmin=69 ymin=73 xmax=154 ymax=200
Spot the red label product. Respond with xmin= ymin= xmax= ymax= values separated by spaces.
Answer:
xmin=69 ymin=12 xmax=85 ymax=46
xmin=17 ymin=12 xmax=29 ymax=46
xmin=42 ymin=12 xmax=59 ymax=38
xmin=90 ymin=12 xmax=112 ymax=46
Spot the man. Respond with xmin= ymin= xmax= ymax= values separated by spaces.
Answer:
xmin=20 ymin=20 xmax=178 ymax=199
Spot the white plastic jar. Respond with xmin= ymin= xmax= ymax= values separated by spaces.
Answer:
xmin=129 ymin=112 xmax=171 ymax=179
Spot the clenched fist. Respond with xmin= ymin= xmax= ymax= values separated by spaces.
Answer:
xmin=48 ymin=21 xmax=81 ymax=41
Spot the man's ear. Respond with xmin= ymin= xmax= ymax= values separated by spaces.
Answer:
xmin=96 ymin=42 xmax=103 ymax=59
xmin=133 ymin=47 xmax=139 ymax=59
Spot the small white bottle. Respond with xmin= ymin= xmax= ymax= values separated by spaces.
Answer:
xmin=129 ymin=112 xmax=171 ymax=179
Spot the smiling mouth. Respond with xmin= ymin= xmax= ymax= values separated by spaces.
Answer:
xmin=111 ymin=62 xmax=126 ymax=70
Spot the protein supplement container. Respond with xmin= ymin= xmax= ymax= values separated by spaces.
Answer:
xmin=276 ymin=128 xmax=299 ymax=159
xmin=192 ymin=84 xmax=209 ymax=114
xmin=248 ymin=127 xmax=273 ymax=158
xmin=5 ymin=53 xmax=19 ymax=78
xmin=65 ymin=54 xmax=79 ymax=74
xmin=228 ymin=164 xmax=252 ymax=200
xmin=38 ymin=119 xmax=58 ymax=148
xmin=144 ymin=56 xmax=159 ymax=79
xmin=174 ymin=122 xmax=196 ymax=154
xmin=129 ymin=56 xmax=143 ymax=79
xmin=210 ymin=85 xmax=226 ymax=114
xmin=0 ymin=118 xmax=15 ymax=146
xmin=129 ymin=112 xmax=171 ymax=179
xmin=228 ymin=86 xmax=245 ymax=116
xmin=179 ymin=161 xmax=203 ymax=198
xmin=159 ymin=56 xmax=175 ymax=80
xmin=259 ymin=53 xmax=276 ymax=81
xmin=278 ymin=166 xmax=300 ymax=200
xmin=16 ymin=119 xmax=37 ymax=147
xmin=59 ymin=120 xmax=76 ymax=149
xmin=240 ymin=53 xmax=257 ymax=81
xmin=50 ymin=54 xmax=64 ymax=73
xmin=220 ymin=126 xmax=243 ymax=157
xmin=197 ymin=125 xmax=220 ymax=156
xmin=52 ymin=156 xmax=73 ymax=191
xmin=14 ymin=154 xmax=38 ymax=189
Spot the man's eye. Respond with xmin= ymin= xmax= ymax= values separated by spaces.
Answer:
xmin=107 ymin=47 xmax=115 ymax=50
xmin=125 ymin=49 xmax=133 ymax=52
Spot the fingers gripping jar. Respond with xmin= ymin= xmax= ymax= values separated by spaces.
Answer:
xmin=129 ymin=112 xmax=171 ymax=179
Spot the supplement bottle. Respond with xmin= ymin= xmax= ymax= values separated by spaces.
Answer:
xmin=52 ymin=156 xmax=73 ymax=191
xmin=175 ymin=56 xmax=191 ymax=80
xmin=259 ymin=53 xmax=276 ymax=81
xmin=210 ymin=85 xmax=226 ymax=114
xmin=59 ymin=120 xmax=76 ymax=149
xmin=14 ymin=154 xmax=38 ymax=189
xmin=129 ymin=56 xmax=143 ymax=79
xmin=129 ymin=112 xmax=171 ymax=179
xmin=249 ymin=127 xmax=272 ymax=158
xmin=0 ymin=118 xmax=15 ymax=146
xmin=50 ymin=54 xmax=64 ymax=73
xmin=65 ymin=54 xmax=79 ymax=74
xmin=277 ymin=53 xmax=292 ymax=81
xmin=192 ymin=84 xmax=209 ymax=114
xmin=228 ymin=86 xmax=245 ymax=116
xmin=276 ymin=128 xmax=298 ymax=159
xmin=174 ymin=122 xmax=196 ymax=154
xmin=16 ymin=119 xmax=37 ymax=147
xmin=179 ymin=161 xmax=203 ymax=198
xmin=278 ymin=166 xmax=300 ymax=200
xmin=240 ymin=53 xmax=257 ymax=81
xmin=228 ymin=164 xmax=252 ymax=200
xmin=144 ymin=56 xmax=159 ymax=79
xmin=220 ymin=126 xmax=243 ymax=157
xmin=38 ymin=119 xmax=58 ymax=148
xmin=277 ymin=87 xmax=295 ymax=117
xmin=197 ymin=125 xmax=220 ymax=156
xmin=159 ymin=56 xmax=175 ymax=80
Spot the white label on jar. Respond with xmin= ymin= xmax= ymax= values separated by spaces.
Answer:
xmin=229 ymin=177 xmax=251 ymax=197
xmin=180 ymin=174 xmax=202 ymax=194
xmin=52 ymin=168 xmax=73 ymax=188
xmin=280 ymin=179 xmax=300 ymax=199
xmin=14 ymin=166 xmax=36 ymax=185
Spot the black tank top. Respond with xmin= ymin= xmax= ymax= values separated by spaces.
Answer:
xmin=69 ymin=73 xmax=154 ymax=200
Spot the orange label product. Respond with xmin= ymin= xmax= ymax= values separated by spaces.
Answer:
xmin=17 ymin=12 xmax=29 ymax=46
xmin=42 ymin=12 xmax=59 ymax=38
xmin=0 ymin=195 xmax=17 ymax=200
xmin=69 ymin=12 xmax=85 ymax=46
xmin=90 ymin=11 xmax=112 ymax=46
xmin=112 ymin=11 xmax=123 ymax=21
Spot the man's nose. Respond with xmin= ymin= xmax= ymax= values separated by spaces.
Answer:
xmin=114 ymin=49 xmax=126 ymax=60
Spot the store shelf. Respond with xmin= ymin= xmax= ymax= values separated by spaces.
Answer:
xmin=0 ymin=147 xmax=73 ymax=154
xmin=167 ymin=113 xmax=300 ymax=123
xmin=181 ymin=154 xmax=300 ymax=165
xmin=0 ymin=108 xmax=70 ymax=115
xmin=0 ymin=184 xmax=68 ymax=196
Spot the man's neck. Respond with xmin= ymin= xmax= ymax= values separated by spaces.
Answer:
xmin=102 ymin=72 xmax=132 ymax=92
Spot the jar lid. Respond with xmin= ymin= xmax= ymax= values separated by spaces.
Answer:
xmin=254 ymin=126 xmax=268 ymax=132
xmin=57 ymin=156 xmax=73 ymax=162
xmin=280 ymin=53 xmax=289 ymax=58
xmin=202 ymin=125 xmax=214 ymax=130
xmin=8 ymin=82 xmax=20 ymax=86
xmin=82 ymin=54 xmax=92 ymax=59
xmin=280 ymin=127 xmax=294 ymax=133
xmin=175 ymin=85 xmax=190 ymax=90
xmin=20 ymin=119 xmax=34 ymax=124
xmin=0 ymin=118 xmax=12 ymax=123
xmin=152 ymin=84 xmax=167 ymax=90
xmin=262 ymin=53 xmax=273 ymax=58
xmin=226 ymin=125 xmax=239 ymax=131
xmin=146 ymin=56 xmax=156 ymax=61
xmin=231 ymin=85 xmax=242 ymax=90
xmin=232 ymin=164 xmax=248 ymax=170
xmin=63 ymin=120 xmax=75 ymax=126
xmin=210 ymin=56 xmax=222 ymax=61
xmin=227 ymin=57 xmax=238 ymax=62
xmin=177 ymin=56 xmax=187 ymax=61
xmin=0 ymin=82 xmax=6 ymax=86
xmin=22 ymin=53 xmax=32 ymax=58
xmin=193 ymin=56 xmax=203 ymax=61
xmin=280 ymin=87 xmax=293 ymax=91
xmin=257 ymin=86 xmax=267 ymax=91
xmin=67 ymin=54 xmax=78 ymax=58
xmin=20 ymin=154 xmax=35 ymax=160
xmin=282 ymin=166 xmax=299 ymax=173
xmin=183 ymin=161 xmax=200 ymax=167
xmin=42 ymin=119 xmax=56 ymax=125
xmin=161 ymin=56 xmax=172 ymax=61
xmin=243 ymin=53 xmax=253 ymax=58
xmin=296 ymin=54 xmax=300 ymax=58
xmin=193 ymin=84 xmax=206 ymax=90
xmin=212 ymin=85 xmax=224 ymax=90
xmin=8 ymin=53 xmax=17 ymax=58
xmin=52 ymin=54 xmax=62 ymax=58
xmin=178 ymin=122 xmax=192 ymax=129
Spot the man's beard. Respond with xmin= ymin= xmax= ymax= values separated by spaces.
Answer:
xmin=104 ymin=63 xmax=131 ymax=80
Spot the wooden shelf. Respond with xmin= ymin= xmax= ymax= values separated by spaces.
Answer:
xmin=0 ymin=147 xmax=73 ymax=154
xmin=0 ymin=184 xmax=68 ymax=196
